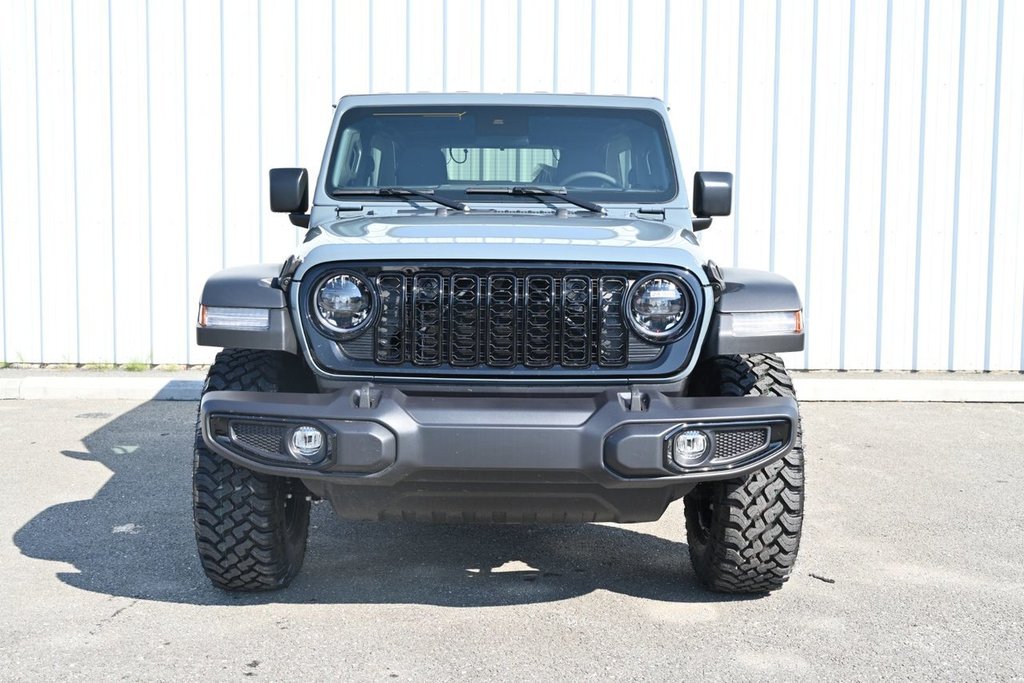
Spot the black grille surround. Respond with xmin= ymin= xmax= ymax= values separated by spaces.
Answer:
xmin=298 ymin=262 xmax=707 ymax=381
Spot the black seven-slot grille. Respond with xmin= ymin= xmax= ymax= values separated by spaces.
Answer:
xmin=371 ymin=271 xmax=631 ymax=368
xmin=353 ymin=268 xmax=662 ymax=370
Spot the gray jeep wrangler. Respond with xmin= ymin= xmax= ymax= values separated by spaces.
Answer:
xmin=194 ymin=94 xmax=805 ymax=594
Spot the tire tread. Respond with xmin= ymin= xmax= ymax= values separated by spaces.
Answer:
xmin=192 ymin=349 xmax=311 ymax=592
xmin=685 ymin=353 xmax=804 ymax=593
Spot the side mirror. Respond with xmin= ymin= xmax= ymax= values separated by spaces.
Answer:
xmin=692 ymin=171 xmax=733 ymax=230
xmin=269 ymin=167 xmax=310 ymax=227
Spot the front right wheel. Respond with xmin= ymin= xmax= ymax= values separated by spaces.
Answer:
xmin=193 ymin=349 xmax=313 ymax=591
xmin=683 ymin=353 xmax=805 ymax=593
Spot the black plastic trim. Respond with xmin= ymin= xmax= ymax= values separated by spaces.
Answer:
xmin=200 ymin=264 xmax=286 ymax=308
xmin=703 ymin=312 xmax=804 ymax=356
xmin=715 ymin=267 xmax=803 ymax=313
xmin=295 ymin=261 xmax=709 ymax=382
xmin=200 ymin=385 xmax=799 ymax=489
xmin=197 ymin=308 xmax=298 ymax=353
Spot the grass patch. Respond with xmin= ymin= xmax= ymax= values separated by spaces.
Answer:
xmin=121 ymin=361 xmax=150 ymax=372
xmin=155 ymin=364 xmax=186 ymax=372
xmin=81 ymin=363 xmax=116 ymax=371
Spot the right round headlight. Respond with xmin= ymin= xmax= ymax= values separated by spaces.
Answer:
xmin=625 ymin=274 xmax=693 ymax=342
xmin=312 ymin=272 xmax=375 ymax=338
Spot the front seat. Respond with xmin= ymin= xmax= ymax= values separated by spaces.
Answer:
xmin=394 ymin=144 xmax=448 ymax=186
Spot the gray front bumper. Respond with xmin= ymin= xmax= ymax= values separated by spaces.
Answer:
xmin=199 ymin=385 xmax=799 ymax=489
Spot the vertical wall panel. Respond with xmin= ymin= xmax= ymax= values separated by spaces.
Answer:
xmin=915 ymin=0 xmax=962 ymax=370
xmin=407 ymin=0 xmax=445 ymax=92
xmin=771 ymin=0 xmax=815 ymax=372
xmin=628 ymin=0 xmax=666 ymax=97
xmin=804 ymin=0 xmax=852 ymax=369
xmin=696 ymin=0 xmax=739 ymax=267
xmin=987 ymin=0 xmax=1024 ymax=371
xmin=1 ymin=0 xmax=1022 ymax=370
xmin=949 ymin=0 xmax=998 ymax=371
xmin=370 ymin=0 xmax=407 ymax=93
xmin=444 ymin=0 xmax=482 ymax=92
xmin=184 ymin=0 xmax=224 ymax=365
xmin=517 ymin=0 xmax=554 ymax=92
xmin=481 ymin=0 xmax=518 ymax=92
xmin=0 ymin=1 xmax=42 ymax=363
xmin=147 ymin=0 xmax=189 ymax=364
xmin=110 ymin=0 xmax=152 ymax=364
xmin=877 ymin=0 xmax=925 ymax=371
xmin=554 ymin=0 xmax=593 ymax=94
xmin=37 ymin=0 xmax=80 ymax=363
xmin=298 ymin=0 xmax=333 ymax=170
xmin=591 ymin=0 xmax=628 ymax=95
xmin=222 ymin=0 xmax=262 ymax=268
xmin=258 ymin=0 xmax=301 ymax=266
xmin=73 ymin=0 xmax=117 ymax=364
xmin=733 ymin=0 xmax=776 ymax=273
xmin=662 ymin=0 xmax=703 ymax=190
xmin=333 ymin=0 xmax=371 ymax=97
xmin=841 ymin=0 xmax=887 ymax=370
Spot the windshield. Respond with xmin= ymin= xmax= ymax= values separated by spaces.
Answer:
xmin=325 ymin=105 xmax=677 ymax=204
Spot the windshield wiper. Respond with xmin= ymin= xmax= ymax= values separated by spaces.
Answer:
xmin=331 ymin=187 xmax=467 ymax=212
xmin=465 ymin=186 xmax=604 ymax=214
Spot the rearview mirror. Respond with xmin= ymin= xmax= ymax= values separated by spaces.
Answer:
xmin=692 ymin=171 xmax=733 ymax=221
xmin=269 ymin=168 xmax=309 ymax=227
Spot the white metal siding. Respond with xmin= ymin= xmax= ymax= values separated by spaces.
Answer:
xmin=0 ymin=0 xmax=1022 ymax=370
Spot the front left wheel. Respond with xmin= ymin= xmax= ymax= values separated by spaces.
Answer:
xmin=683 ymin=353 xmax=805 ymax=593
xmin=192 ymin=349 xmax=313 ymax=591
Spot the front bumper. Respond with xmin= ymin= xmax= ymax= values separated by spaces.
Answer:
xmin=200 ymin=384 xmax=798 ymax=488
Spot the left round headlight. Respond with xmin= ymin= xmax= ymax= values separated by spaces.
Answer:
xmin=625 ymin=274 xmax=692 ymax=342
xmin=312 ymin=272 xmax=375 ymax=338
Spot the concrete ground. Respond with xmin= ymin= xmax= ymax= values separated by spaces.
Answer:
xmin=0 ymin=400 xmax=1022 ymax=681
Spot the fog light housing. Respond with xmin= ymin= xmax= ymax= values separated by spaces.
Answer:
xmin=671 ymin=429 xmax=710 ymax=467
xmin=288 ymin=426 xmax=324 ymax=462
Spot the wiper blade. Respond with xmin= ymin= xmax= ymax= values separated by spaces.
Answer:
xmin=331 ymin=187 xmax=467 ymax=212
xmin=465 ymin=185 xmax=604 ymax=214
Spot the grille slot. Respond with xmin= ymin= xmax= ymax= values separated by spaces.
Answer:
xmin=561 ymin=276 xmax=592 ymax=367
xmin=449 ymin=274 xmax=481 ymax=366
xmin=598 ymin=277 xmax=629 ymax=367
xmin=358 ymin=268 xmax=674 ymax=370
xmin=713 ymin=429 xmax=769 ymax=461
xmin=412 ymin=274 xmax=443 ymax=366
xmin=375 ymin=273 xmax=406 ymax=363
xmin=486 ymin=273 xmax=518 ymax=367
xmin=231 ymin=422 xmax=288 ymax=457
xmin=524 ymin=275 xmax=556 ymax=367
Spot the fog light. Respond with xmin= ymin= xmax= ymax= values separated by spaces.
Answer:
xmin=288 ymin=426 xmax=324 ymax=462
xmin=672 ymin=429 xmax=710 ymax=467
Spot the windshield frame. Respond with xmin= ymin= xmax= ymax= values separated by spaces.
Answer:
xmin=320 ymin=103 xmax=681 ymax=207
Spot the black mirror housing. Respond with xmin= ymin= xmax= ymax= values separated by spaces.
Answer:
xmin=693 ymin=171 xmax=733 ymax=218
xmin=269 ymin=168 xmax=309 ymax=214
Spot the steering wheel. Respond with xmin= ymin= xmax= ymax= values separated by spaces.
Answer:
xmin=559 ymin=171 xmax=621 ymax=188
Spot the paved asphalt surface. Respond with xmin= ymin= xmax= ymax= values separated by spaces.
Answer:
xmin=1 ymin=399 xmax=1022 ymax=681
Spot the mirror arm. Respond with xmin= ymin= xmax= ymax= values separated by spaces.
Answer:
xmin=289 ymin=213 xmax=310 ymax=229
xmin=691 ymin=217 xmax=712 ymax=231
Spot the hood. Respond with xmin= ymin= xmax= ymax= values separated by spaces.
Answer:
xmin=292 ymin=212 xmax=709 ymax=282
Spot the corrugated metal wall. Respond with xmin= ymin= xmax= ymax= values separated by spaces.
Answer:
xmin=0 ymin=0 xmax=1022 ymax=370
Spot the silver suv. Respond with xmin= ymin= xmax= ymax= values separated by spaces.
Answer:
xmin=193 ymin=94 xmax=806 ymax=594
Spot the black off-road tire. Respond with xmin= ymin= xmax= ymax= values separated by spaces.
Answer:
xmin=193 ymin=349 xmax=314 ymax=591
xmin=683 ymin=353 xmax=804 ymax=593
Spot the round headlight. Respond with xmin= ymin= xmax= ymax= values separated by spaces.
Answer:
xmin=625 ymin=274 xmax=691 ymax=342
xmin=313 ymin=273 xmax=375 ymax=337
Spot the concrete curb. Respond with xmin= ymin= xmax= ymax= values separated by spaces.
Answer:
xmin=0 ymin=377 xmax=203 ymax=401
xmin=1 ymin=374 xmax=1023 ymax=402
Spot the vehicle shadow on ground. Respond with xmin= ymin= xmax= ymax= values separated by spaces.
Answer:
xmin=13 ymin=400 xmax=754 ymax=607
